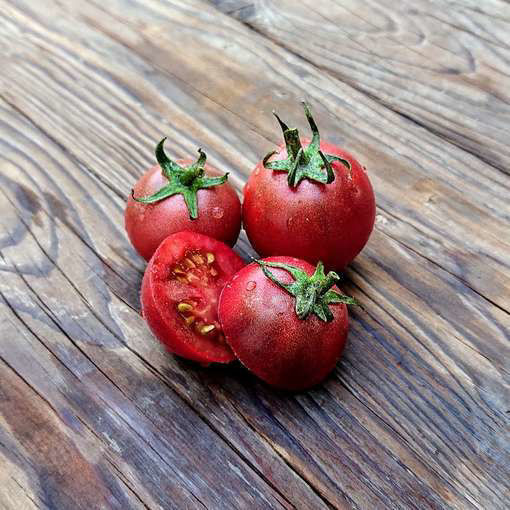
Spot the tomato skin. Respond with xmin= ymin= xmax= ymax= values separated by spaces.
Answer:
xmin=243 ymin=140 xmax=375 ymax=270
xmin=218 ymin=256 xmax=349 ymax=390
xmin=126 ymin=161 xmax=241 ymax=261
xmin=141 ymin=231 xmax=245 ymax=364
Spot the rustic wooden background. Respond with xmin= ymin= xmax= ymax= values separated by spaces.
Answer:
xmin=1 ymin=1 xmax=509 ymax=508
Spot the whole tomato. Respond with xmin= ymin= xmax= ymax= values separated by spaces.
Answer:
xmin=218 ymin=256 xmax=357 ymax=390
xmin=141 ymin=231 xmax=245 ymax=364
xmin=243 ymin=103 xmax=376 ymax=270
xmin=126 ymin=138 xmax=241 ymax=261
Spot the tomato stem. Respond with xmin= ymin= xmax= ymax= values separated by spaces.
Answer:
xmin=263 ymin=102 xmax=351 ymax=188
xmin=255 ymin=259 xmax=359 ymax=322
xmin=132 ymin=138 xmax=229 ymax=219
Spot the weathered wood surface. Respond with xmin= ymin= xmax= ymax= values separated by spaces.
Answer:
xmin=0 ymin=0 xmax=508 ymax=509
xmin=211 ymin=0 xmax=510 ymax=175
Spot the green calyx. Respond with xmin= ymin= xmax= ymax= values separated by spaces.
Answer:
xmin=132 ymin=138 xmax=229 ymax=219
xmin=263 ymin=102 xmax=351 ymax=188
xmin=255 ymin=259 xmax=358 ymax=322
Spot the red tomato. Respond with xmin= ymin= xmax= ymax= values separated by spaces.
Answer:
xmin=219 ymin=256 xmax=356 ymax=390
xmin=141 ymin=231 xmax=245 ymax=364
xmin=126 ymin=139 xmax=241 ymax=261
xmin=243 ymin=103 xmax=375 ymax=270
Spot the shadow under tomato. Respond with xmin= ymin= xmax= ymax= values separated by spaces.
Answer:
xmin=168 ymin=350 xmax=345 ymax=398
xmin=169 ymin=356 xmax=260 ymax=388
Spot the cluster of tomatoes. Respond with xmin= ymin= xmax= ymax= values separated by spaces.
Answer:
xmin=125 ymin=103 xmax=376 ymax=390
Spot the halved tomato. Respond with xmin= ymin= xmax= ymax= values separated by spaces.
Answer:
xmin=141 ymin=231 xmax=245 ymax=363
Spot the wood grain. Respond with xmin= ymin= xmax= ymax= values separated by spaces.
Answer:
xmin=0 ymin=0 xmax=508 ymax=509
xmin=12 ymin=0 xmax=508 ymax=313
xmin=211 ymin=0 xmax=510 ymax=175
xmin=0 ymin=102 xmax=309 ymax=509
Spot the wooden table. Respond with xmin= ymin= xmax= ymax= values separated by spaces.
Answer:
xmin=1 ymin=1 xmax=508 ymax=508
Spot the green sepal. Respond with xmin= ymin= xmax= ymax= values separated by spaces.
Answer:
xmin=132 ymin=138 xmax=229 ymax=219
xmin=263 ymin=102 xmax=351 ymax=188
xmin=255 ymin=259 xmax=359 ymax=322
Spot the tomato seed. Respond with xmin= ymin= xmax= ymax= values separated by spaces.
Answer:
xmin=177 ymin=302 xmax=193 ymax=312
xmin=200 ymin=324 xmax=215 ymax=335
xmin=192 ymin=254 xmax=205 ymax=265
xmin=184 ymin=258 xmax=196 ymax=269
xmin=184 ymin=316 xmax=195 ymax=325
xmin=187 ymin=273 xmax=199 ymax=282
xmin=206 ymin=253 xmax=215 ymax=264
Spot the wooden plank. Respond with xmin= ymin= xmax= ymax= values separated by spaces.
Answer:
xmin=0 ymin=0 xmax=508 ymax=508
xmin=0 ymin=102 xmax=320 ymax=509
xmin=2 ymin=0 xmax=508 ymax=315
xmin=0 ymin=350 xmax=148 ymax=510
xmin=18 ymin=0 xmax=507 ymax=347
xmin=0 ymin=124 xmax=474 ymax=510
xmin=210 ymin=0 xmax=510 ymax=175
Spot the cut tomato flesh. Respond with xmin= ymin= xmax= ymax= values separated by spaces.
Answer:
xmin=166 ymin=249 xmax=225 ymax=343
xmin=141 ymin=231 xmax=245 ymax=363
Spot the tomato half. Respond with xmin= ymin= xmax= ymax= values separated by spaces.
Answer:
xmin=141 ymin=231 xmax=245 ymax=363
xmin=219 ymin=256 xmax=353 ymax=390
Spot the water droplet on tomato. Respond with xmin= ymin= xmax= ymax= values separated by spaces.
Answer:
xmin=212 ymin=206 xmax=224 ymax=219
xmin=246 ymin=281 xmax=256 ymax=291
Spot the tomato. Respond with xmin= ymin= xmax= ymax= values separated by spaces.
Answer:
xmin=126 ymin=138 xmax=241 ymax=261
xmin=218 ymin=256 xmax=357 ymax=390
xmin=243 ymin=103 xmax=375 ymax=270
xmin=141 ymin=231 xmax=245 ymax=363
